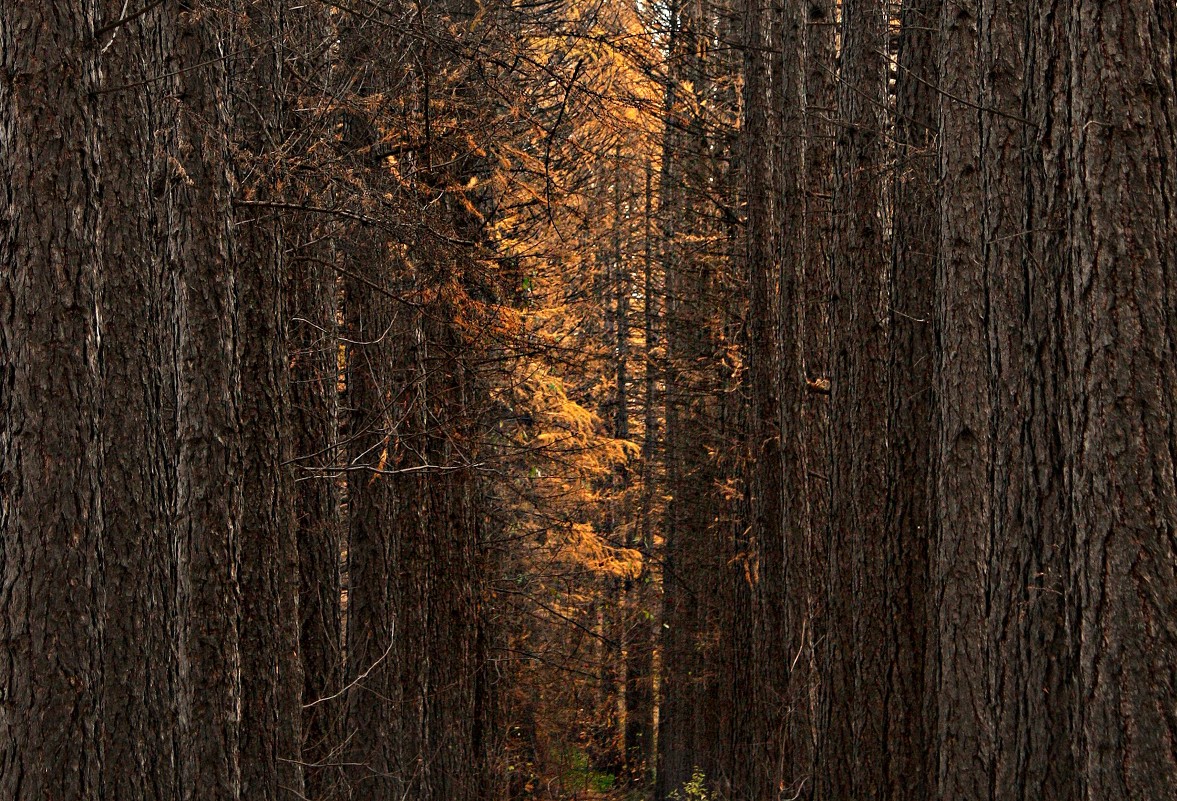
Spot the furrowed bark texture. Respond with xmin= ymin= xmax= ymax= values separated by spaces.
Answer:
xmin=95 ymin=2 xmax=180 ymax=797
xmin=171 ymin=5 xmax=243 ymax=800
xmin=821 ymin=0 xmax=889 ymax=797
xmin=979 ymin=2 xmax=1076 ymax=799
xmin=800 ymin=0 xmax=836 ymax=774
xmin=734 ymin=0 xmax=776 ymax=795
xmin=1065 ymin=3 xmax=1177 ymax=798
xmin=1020 ymin=0 xmax=1076 ymax=795
xmin=233 ymin=3 xmax=305 ymax=799
xmin=932 ymin=0 xmax=994 ymax=796
xmin=885 ymin=1 xmax=938 ymax=797
xmin=0 ymin=5 xmax=104 ymax=799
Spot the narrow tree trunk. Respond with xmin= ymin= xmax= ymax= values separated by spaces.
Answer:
xmin=625 ymin=159 xmax=657 ymax=788
xmin=740 ymin=1 xmax=776 ymax=795
xmin=821 ymin=0 xmax=890 ymax=798
xmin=932 ymin=0 xmax=994 ymax=795
xmin=800 ymin=0 xmax=836 ymax=771
xmin=885 ymin=1 xmax=939 ymax=797
xmin=342 ymin=248 xmax=403 ymax=801
xmin=172 ymin=5 xmax=244 ymax=799
xmin=233 ymin=3 xmax=305 ymax=798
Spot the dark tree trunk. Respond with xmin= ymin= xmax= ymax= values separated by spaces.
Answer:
xmin=171 ymin=5 xmax=244 ymax=799
xmin=95 ymin=2 xmax=181 ymax=797
xmin=233 ymin=3 xmax=305 ymax=799
xmin=291 ymin=237 xmax=343 ymax=801
xmin=758 ymin=0 xmax=809 ymax=796
xmin=820 ymin=0 xmax=890 ymax=798
xmin=800 ymin=0 xmax=836 ymax=771
xmin=283 ymin=8 xmax=343 ymax=801
xmin=738 ymin=0 xmax=809 ymax=796
xmin=655 ymin=4 xmax=702 ymax=795
xmin=1064 ymin=4 xmax=1177 ymax=797
xmin=885 ymin=1 xmax=939 ymax=797
xmin=932 ymin=0 xmax=994 ymax=796
xmin=342 ymin=238 xmax=403 ymax=801
xmin=625 ymin=160 xmax=657 ymax=789
xmin=0 ymin=5 xmax=104 ymax=799
xmin=1018 ymin=1 xmax=1076 ymax=796
xmin=977 ymin=3 xmax=1076 ymax=800
xmin=739 ymin=1 xmax=776 ymax=796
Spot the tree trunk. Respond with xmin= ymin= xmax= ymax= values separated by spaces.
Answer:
xmin=1065 ymin=4 xmax=1177 ymax=797
xmin=1018 ymin=1 xmax=1076 ymax=796
xmin=625 ymin=159 xmax=657 ymax=788
xmin=932 ymin=0 xmax=994 ymax=796
xmin=821 ymin=0 xmax=890 ymax=798
xmin=800 ymin=0 xmax=836 ymax=772
xmin=885 ymin=1 xmax=939 ymax=797
xmin=172 ymin=5 xmax=244 ymax=799
xmin=233 ymin=3 xmax=305 ymax=798
xmin=0 ymin=5 xmax=104 ymax=799
xmin=95 ymin=2 xmax=181 ymax=797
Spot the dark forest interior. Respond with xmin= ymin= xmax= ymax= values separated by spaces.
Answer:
xmin=3 ymin=1 xmax=1176 ymax=800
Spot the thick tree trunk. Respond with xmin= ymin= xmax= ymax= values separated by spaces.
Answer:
xmin=1018 ymin=1 xmax=1076 ymax=796
xmin=977 ymin=3 xmax=1076 ymax=800
xmin=95 ymin=3 xmax=181 ymax=797
xmin=0 ymin=5 xmax=104 ymax=799
xmin=1065 ymin=4 xmax=1177 ymax=797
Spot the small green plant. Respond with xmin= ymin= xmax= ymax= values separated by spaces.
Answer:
xmin=669 ymin=768 xmax=711 ymax=801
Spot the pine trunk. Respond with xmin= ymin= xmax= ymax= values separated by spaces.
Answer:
xmin=0 ymin=5 xmax=104 ymax=799
xmin=1065 ymin=4 xmax=1177 ymax=797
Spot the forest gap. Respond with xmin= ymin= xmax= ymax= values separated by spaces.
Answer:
xmin=2 ymin=1 xmax=1176 ymax=801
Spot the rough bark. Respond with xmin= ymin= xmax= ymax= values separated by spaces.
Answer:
xmin=95 ymin=2 xmax=180 ymax=797
xmin=0 ymin=5 xmax=104 ymax=799
xmin=978 ymin=2 xmax=1076 ymax=800
xmin=1018 ymin=0 xmax=1076 ymax=796
xmin=1065 ymin=4 xmax=1177 ymax=797
xmin=885 ymin=1 xmax=939 ymax=798
xmin=171 ymin=4 xmax=244 ymax=799
xmin=932 ymin=0 xmax=994 ymax=796
xmin=800 ymin=0 xmax=836 ymax=772
xmin=233 ymin=3 xmax=305 ymax=799
xmin=820 ymin=0 xmax=890 ymax=798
